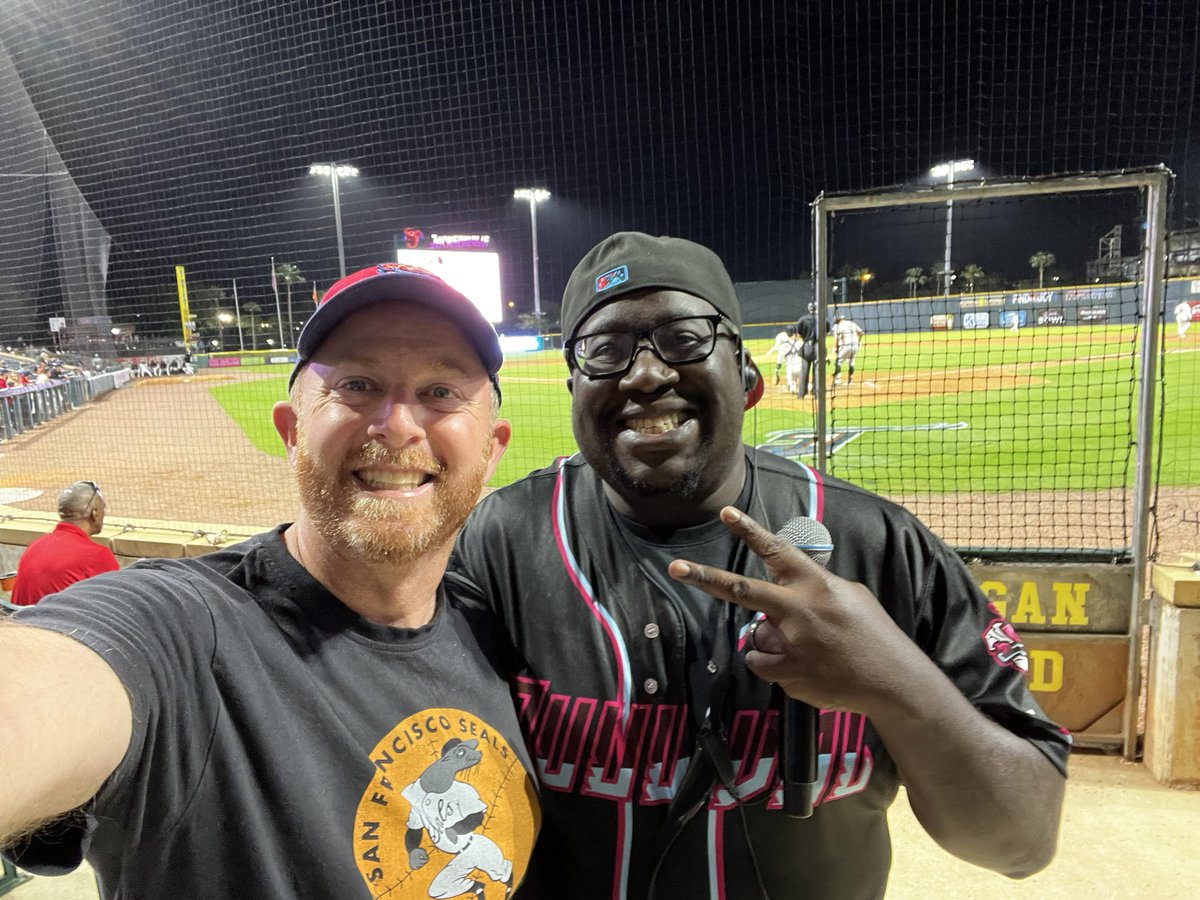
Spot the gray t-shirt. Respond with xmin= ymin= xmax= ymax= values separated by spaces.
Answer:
xmin=6 ymin=526 xmax=540 ymax=899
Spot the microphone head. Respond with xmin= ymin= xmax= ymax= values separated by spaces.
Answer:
xmin=777 ymin=517 xmax=833 ymax=567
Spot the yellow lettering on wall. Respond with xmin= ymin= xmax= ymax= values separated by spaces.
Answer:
xmin=1050 ymin=582 xmax=1090 ymax=625
xmin=1011 ymin=582 xmax=1047 ymax=625
xmin=980 ymin=580 xmax=1008 ymax=618
xmin=1028 ymin=650 xmax=1063 ymax=692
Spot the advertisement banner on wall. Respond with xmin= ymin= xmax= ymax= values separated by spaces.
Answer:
xmin=1000 ymin=310 xmax=1027 ymax=329
xmin=960 ymin=296 xmax=1004 ymax=308
xmin=1037 ymin=309 xmax=1066 ymax=325
xmin=963 ymin=312 xmax=991 ymax=329
xmin=1011 ymin=291 xmax=1057 ymax=306
xmin=1079 ymin=306 xmax=1109 ymax=323
xmin=1066 ymin=287 xmax=1117 ymax=302
xmin=929 ymin=314 xmax=954 ymax=331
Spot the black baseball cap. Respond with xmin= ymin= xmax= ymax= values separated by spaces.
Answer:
xmin=561 ymin=232 xmax=743 ymax=340
xmin=560 ymin=232 xmax=762 ymax=409
xmin=289 ymin=263 xmax=503 ymax=399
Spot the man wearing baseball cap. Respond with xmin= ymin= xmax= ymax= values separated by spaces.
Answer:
xmin=1 ymin=264 xmax=539 ymax=898
xmin=449 ymin=233 xmax=1068 ymax=898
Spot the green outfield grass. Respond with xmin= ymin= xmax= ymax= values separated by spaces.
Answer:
xmin=207 ymin=325 xmax=1198 ymax=493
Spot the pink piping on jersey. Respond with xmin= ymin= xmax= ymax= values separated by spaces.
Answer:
xmin=613 ymin=797 xmax=634 ymax=900
xmin=551 ymin=457 xmax=636 ymax=900
xmin=551 ymin=457 xmax=633 ymax=727
xmin=812 ymin=710 xmax=842 ymax=803
xmin=794 ymin=459 xmax=825 ymax=520
xmin=707 ymin=807 xmax=727 ymax=899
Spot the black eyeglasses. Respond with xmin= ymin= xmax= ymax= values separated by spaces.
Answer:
xmin=566 ymin=314 xmax=737 ymax=379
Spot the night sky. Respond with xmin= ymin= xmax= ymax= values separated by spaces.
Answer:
xmin=1 ymin=0 xmax=1198 ymax=339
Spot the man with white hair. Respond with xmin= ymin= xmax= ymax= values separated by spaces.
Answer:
xmin=9 ymin=481 xmax=119 ymax=606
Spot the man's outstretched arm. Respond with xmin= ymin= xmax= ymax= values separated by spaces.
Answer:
xmin=668 ymin=507 xmax=1065 ymax=878
xmin=0 ymin=621 xmax=131 ymax=847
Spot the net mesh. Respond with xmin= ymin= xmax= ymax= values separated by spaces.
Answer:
xmin=804 ymin=188 xmax=1149 ymax=556
xmin=0 ymin=0 xmax=1196 ymax=558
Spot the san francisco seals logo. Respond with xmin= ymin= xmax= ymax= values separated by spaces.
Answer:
xmin=354 ymin=708 xmax=539 ymax=898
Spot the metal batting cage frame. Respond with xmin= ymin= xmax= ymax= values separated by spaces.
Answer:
xmin=812 ymin=167 xmax=1170 ymax=760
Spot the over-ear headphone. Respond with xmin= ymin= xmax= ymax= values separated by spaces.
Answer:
xmin=738 ymin=342 xmax=759 ymax=393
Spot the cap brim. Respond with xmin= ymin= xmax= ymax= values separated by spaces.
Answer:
xmin=291 ymin=268 xmax=502 ymax=390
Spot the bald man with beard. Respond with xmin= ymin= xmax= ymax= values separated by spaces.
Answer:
xmin=0 ymin=264 xmax=539 ymax=899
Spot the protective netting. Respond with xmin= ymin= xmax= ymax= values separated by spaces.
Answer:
xmin=0 ymin=1 xmax=1196 ymax=558
xmin=803 ymin=187 xmax=1153 ymax=557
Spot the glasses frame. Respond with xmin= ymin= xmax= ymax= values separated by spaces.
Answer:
xmin=77 ymin=480 xmax=101 ymax=513
xmin=566 ymin=314 xmax=737 ymax=379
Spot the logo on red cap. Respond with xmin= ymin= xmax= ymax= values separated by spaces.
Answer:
xmin=374 ymin=262 xmax=435 ymax=278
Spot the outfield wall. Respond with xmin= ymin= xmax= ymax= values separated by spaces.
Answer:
xmin=111 ymin=277 xmax=1196 ymax=375
xmin=740 ymin=277 xmax=1200 ymax=340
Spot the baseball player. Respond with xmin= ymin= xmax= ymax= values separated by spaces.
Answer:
xmin=832 ymin=313 xmax=864 ymax=385
xmin=448 ymin=232 xmax=1069 ymax=899
xmin=1175 ymin=299 xmax=1194 ymax=337
xmin=763 ymin=325 xmax=797 ymax=386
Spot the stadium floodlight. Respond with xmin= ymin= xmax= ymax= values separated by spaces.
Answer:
xmin=309 ymin=163 xmax=360 ymax=278
xmin=513 ymin=187 xmax=551 ymax=321
xmin=929 ymin=159 xmax=975 ymax=297
xmin=216 ymin=311 xmax=239 ymax=351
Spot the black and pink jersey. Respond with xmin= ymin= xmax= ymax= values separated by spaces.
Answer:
xmin=448 ymin=449 xmax=1069 ymax=900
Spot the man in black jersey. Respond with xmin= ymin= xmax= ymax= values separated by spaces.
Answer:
xmin=449 ymin=232 xmax=1068 ymax=899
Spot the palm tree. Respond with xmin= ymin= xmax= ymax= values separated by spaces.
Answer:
xmin=1029 ymin=251 xmax=1056 ymax=289
xmin=903 ymin=267 xmax=926 ymax=298
xmin=961 ymin=263 xmax=985 ymax=293
xmin=929 ymin=260 xmax=954 ymax=294
xmin=851 ymin=267 xmax=874 ymax=301
xmin=243 ymin=302 xmax=262 ymax=350
xmin=275 ymin=263 xmax=306 ymax=344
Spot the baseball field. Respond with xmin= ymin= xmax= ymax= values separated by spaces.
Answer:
xmin=1 ymin=324 xmax=1195 ymax=559
xmin=209 ymin=324 xmax=1198 ymax=492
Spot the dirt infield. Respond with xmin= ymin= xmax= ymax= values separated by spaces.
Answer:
xmin=753 ymin=363 xmax=1050 ymax=410
xmin=0 ymin=372 xmax=1196 ymax=560
xmin=0 ymin=373 xmax=297 ymax=530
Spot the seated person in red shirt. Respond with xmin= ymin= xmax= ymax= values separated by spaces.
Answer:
xmin=10 ymin=481 xmax=120 ymax=605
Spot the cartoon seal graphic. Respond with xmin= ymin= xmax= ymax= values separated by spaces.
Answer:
xmin=354 ymin=710 xmax=538 ymax=897
xmin=402 ymin=738 xmax=514 ymax=899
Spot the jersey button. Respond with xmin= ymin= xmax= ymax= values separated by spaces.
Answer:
xmin=643 ymin=678 xmax=660 ymax=694
xmin=643 ymin=623 xmax=661 ymax=639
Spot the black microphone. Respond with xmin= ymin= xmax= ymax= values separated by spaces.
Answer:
xmin=775 ymin=516 xmax=833 ymax=819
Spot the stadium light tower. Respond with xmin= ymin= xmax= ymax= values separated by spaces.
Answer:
xmin=309 ymin=163 xmax=360 ymax=279
xmin=513 ymin=187 xmax=551 ymax=320
xmin=929 ymin=159 xmax=975 ymax=297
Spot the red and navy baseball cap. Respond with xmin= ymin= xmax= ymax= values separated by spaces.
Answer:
xmin=561 ymin=232 xmax=763 ymax=409
xmin=290 ymin=263 xmax=503 ymax=399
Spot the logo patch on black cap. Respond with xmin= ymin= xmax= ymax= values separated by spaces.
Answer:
xmin=595 ymin=265 xmax=629 ymax=293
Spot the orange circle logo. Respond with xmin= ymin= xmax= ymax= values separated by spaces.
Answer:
xmin=353 ymin=708 xmax=539 ymax=898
